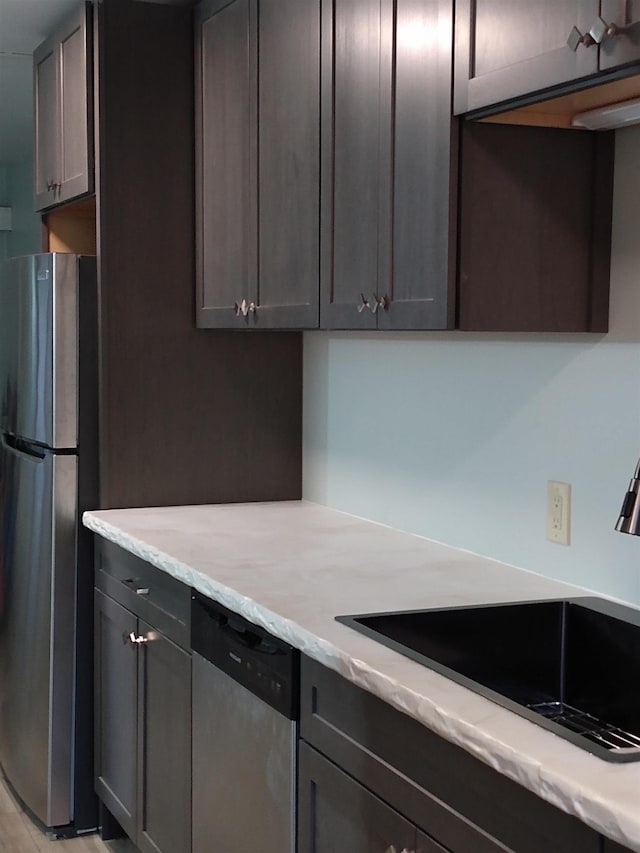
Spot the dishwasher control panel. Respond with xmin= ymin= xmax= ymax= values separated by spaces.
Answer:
xmin=191 ymin=590 xmax=299 ymax=719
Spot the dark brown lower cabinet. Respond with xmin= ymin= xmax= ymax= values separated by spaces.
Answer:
xmin=94 ymin=591 xmax=137 ymax=838
xmin=603 ymin=842 xmax=637 ymax=853
xmin=94 ymin=578 xmax=191 ymax=853
xmin=299 ymin=656 xmax=612 ymax=853
xmin=299 ymin=742 xmax=447 ymax=853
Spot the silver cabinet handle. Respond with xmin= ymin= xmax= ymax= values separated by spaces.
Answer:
xmin=589 ymin=16 xmax=627 ymax=43
xmin=567 ymin=25 xmax=595 ymax=50
xmin=122 ymin=631 xmax=157 ymax=646
xmin=371 ymin=293 xmax=389 ymax=314
xmin=357 ymin=293 xmax=370 ymax=313
xmin=234 ymin=298 xmax=250 ymax=317
xmin=233 ymin=299 xmax=258 ymax=316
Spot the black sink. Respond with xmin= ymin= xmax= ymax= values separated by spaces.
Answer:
xmin=337 ymin=597 xmax=640 ymax=762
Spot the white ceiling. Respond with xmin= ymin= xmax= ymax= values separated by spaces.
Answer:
xmin=0 ymin=0 xmax=80 ymax=162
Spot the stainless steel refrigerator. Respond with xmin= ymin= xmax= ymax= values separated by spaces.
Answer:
xmin=0 ymin=253 xmax=98 ymax=834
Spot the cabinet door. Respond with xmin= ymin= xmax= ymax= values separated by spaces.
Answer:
xmin=94 ymin=590 xmax=138 ymax=842
xmin=255 ymin=0 xmax=320 ymax=329
xmin=196 ymin=0 xmax=253 ymax=327
xmin=599 ymin=0 xmax=640 ymax=69
xmin=320 ymin=0 xmax=381 ymax=330
xmin=298 ymin=742 xmax=417 ymax=853
xmin=137 ymin=620 xmax=191 ymax=853
xmin=378 ymin=0 xmax=454 ymax=331
xmin=33 ymin=3 xmax=93 ymax=212
xmin=601 ymin=839 xmax=635 ymax=853
xmin=416 ymin=830 xmax=451 ymax=853
xmin=321 ymin=0 xmax=454 ymax=331
xmin=196 ymin=0 xmax=320 ymax=329
xmin=34 ymin=37 xmax=60 ymax=211
xmin=454 ymin=0 xmax=600 ymax=115
xmin=57 ymin=3 xmax=93 ymax=206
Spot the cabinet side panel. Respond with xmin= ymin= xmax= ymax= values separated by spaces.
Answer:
xmin=458 ymin=121 xmax=611 ymax=332
xmin=97 ymin=0 xmax=302 ymax=508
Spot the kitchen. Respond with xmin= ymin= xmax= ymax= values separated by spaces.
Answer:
xmin=0 ymin=0 xmax=640 ymax=851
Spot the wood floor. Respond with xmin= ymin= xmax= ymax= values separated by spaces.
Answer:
xmin=0 ymin=776 xmax=132 ymax=852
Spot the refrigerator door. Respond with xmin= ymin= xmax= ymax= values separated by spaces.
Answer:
xmin=0 ymin=253 xmax=79 ymax=449
xmin=0 ymin=433 xmax=77 ymax=827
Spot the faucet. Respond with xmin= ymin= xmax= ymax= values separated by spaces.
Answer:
xmin=616 ymin=458 xmax=640 ymax=534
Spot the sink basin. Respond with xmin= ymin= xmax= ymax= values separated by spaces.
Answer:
xmin=336 ymin=596 xmax=640 ymax=762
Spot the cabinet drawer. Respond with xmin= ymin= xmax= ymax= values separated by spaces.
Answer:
xmin=301 ymin=656 xmax=601 ymax=853
xmin=298 ymin=741 xmax=447 ymax=853
xmin=95 ymin=539 xmax=190 ymax=649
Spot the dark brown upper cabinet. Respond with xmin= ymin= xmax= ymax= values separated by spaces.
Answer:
xmin=454 ymin=0 xmax=640 ymax=117
xmin=195 ymin=0 xmax=320 ymax=330
xmin=321 ymin=0 xmax=456 ymax=331
xmin=34 ymin=2 xmax=93 ymax=212
xmin=458 ymin=121 xmax=613 ymax=333
xmin=599 ymin=0 xmax=640 ymax=70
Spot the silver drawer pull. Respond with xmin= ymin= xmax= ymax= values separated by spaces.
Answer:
xmin=122 ymin=577 xmax=150 ymax=596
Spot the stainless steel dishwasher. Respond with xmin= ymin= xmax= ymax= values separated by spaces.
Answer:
xmin=191 ymin=590 xmax=299 ymax=853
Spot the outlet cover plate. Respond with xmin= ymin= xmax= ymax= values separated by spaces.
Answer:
xmin=547 ymin=481 xmax=571 ymax=545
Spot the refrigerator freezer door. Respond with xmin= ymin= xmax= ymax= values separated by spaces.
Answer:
xmin=0 ymin=254 xmax=79 ymax=449
xmin=0 ymin=435 xmax=77 ymax=827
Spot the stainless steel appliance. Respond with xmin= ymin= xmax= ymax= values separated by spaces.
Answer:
xmin=0 ymin=253 xmax=98 ymax=834
xmin=191 ymin=591 xmax=299 ymax=853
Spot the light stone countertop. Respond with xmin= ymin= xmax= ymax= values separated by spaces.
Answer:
xmin=83 ymin=500 xmax=640 ymax=852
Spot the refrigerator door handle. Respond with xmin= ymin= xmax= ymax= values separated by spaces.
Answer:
xmin=2 ymin=432 xmax=46 ymax=460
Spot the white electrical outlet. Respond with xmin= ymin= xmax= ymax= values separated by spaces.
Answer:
xmin=546 ymin=481 xmax=571 ymax=545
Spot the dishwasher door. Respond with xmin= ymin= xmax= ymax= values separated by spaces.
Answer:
xmin=192 ymin=650 xmax=297 ymax=853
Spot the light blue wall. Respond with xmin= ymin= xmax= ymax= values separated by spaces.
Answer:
xmin=303 ymin=125 xmax=640 ymax=606
xmin=0 ymin=160 xmax=41 ymax=261
xmin=5 ymin=160 xmax=41 ymax=259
